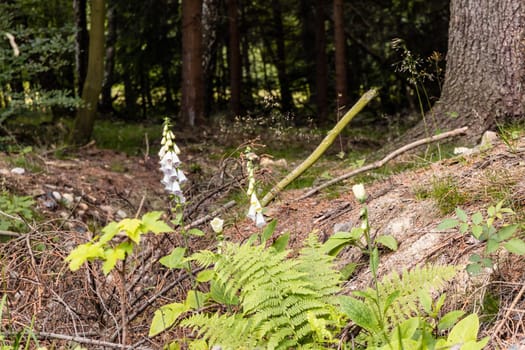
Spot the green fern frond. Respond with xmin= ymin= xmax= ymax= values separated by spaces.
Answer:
xmin=181 ymin=312 xmax=256 ymax=349
xmin=190 ymin=250 xmax=219 ymax=267
xmin=181 ymin=234 xmax=343 ymax=349
xmin=363 ymin=264 xmax=458 ymax=330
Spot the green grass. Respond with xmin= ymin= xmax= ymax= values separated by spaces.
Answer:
xmin=414 ymin=176 xmax=468 ymax=214
xmin=92 ymin=120 xmax=162 ymax=155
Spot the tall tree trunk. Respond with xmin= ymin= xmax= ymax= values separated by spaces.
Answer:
xmin=333 ymin=0 xmax=348 ymax=110
xmin=271 ymin=0 xmax=293 ymax=112
xmin=181 ymin=0 xmax=204 ymax=126
xmin=227 ymin=0 xmax=242 ymax=117
xmin=240 ymin=2 xmax=254 ymax=109
xmin=100 ymin=3 xmax=116 ymax=113
xmin=315 ymin=0 xmax=328 ymax=121
xmin=71 ymin=0 xmax=105 ymax=145
xmin=300 ymin=0 xmax=316 ymax=114
xmin=202 ymin=0 xmax=220 ymax=118
xmin=73 ymin=0 xmax=88 ymax=96
xmin=401 ymin=0 xmax=525 ymax=145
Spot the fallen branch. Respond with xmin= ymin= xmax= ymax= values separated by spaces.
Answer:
xmin=261 ymin=88 xmax=379 ymax=207
xmin=34 ymin=331 xmax=138 ymax=349
xmin=298 ymin=126 xmax=468 ymax=200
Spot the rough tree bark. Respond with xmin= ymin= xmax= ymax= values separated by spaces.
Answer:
xmin=315 ymin=0 xmax=328 ymax=121
xmin=71 ymin=0 xmax=105 ymax=145
xmin=271 ymin=0 xmax=294 ymax=112
xmin=227 ymin=0 xmax=242 ymax=117
xmin=403 ymin=0 xmax=525 ymax=145
xmin=73 ymin=0 xmax=88 ymax=96
xmin=182 ymin=0 xmax=204 ymax=126
xmin=100 ymin=3 xmax=116 ymax=113
xmin=333 ymin=0 xmax=348 ymax=110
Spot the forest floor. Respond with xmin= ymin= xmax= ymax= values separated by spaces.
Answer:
xmin=1 ymin=125 xmax=525 ymax=349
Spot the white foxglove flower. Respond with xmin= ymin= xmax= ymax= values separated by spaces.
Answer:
xmin=177 ymin=168 xmax=187 ymax=183
xmin=352 ymin=184 xmax=367 ymax=203
xmin=159 ymin=118 xmax=186 ymax=203
xmin=255 ymin=212 xmax=266 ymax=228
xmin=210 ymin=217 xmax=224 ymax=234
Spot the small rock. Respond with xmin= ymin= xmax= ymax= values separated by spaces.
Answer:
xmin=78 ymin=202 xmax=89 ymax=211
xmin=62 ymin=193 xmax=74 ymax=206
xmin=52 ymin=191 xmax=62 ymax=201
xmin=480 ymin=130 xmax=498 ymax=148
xmin=100 ymin=205 xmax=114 ymax=215
xmin=116 ymin=209 xmax=128 ymax=219
xmin=10 ymin=167 xmax=25 ymax=175
xmin=453 ymin=147 xmax=474 ymax=156
xmin=334 ymin=221 xmax=353 ymax=233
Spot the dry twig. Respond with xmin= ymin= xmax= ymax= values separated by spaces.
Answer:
xmin=298 ymin=126 xmax=468 ymax=200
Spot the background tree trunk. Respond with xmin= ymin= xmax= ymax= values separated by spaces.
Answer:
xmin=272 ymin=0 xmax=293 ymax=112
xmin=333 ymin=0 xmax=348 ymax=111
xmin=227 ymin=0 xmax=242 ymax=117
xmin=182 ymin=0 xmax=204 ymax=126
xmin=100 ymin=4 xmax=116 ymax=113
xmin=315 ymin=0 xmax=328 ymax=121
xmin=403 ymin=0 xmax=525 ymax=145
xmin=73 ymin=0 xmax=88 ymax=96
xmin=71 ymin=0 xmax=105 ymax=145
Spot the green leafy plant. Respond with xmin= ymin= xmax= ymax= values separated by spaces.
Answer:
xmin=65 ymin=211 xmax=172 ymax=274
xmin=0 ymin=192 xmax=35 ymax=234
xmin=150 ymin=233 xmax=344 ymax=349
xmin=437 ymin=201 xmax=525 ymax=274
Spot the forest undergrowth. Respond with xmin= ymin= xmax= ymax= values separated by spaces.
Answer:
xmin=0 ymin=118 xmax=525 ymax=349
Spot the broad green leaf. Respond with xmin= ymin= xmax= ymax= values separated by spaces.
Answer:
xmin=102 ymin=247 xmax=126 ymax=275
xmin=185 ymin=290 xmax=209 ymax=309
xmin=99 ymin=221 xmax=120 ymax=244
xmin=383 ymin=291 xmax=400 ymax=314
xmin=480 ymin=258 xmax=493 ymax=268
xmin=149 ymin=302 xmax=188 ymax=337
xmin=340 ymin=262 xmax=358 ymax=280
xmin=66 ymin=243 xmax=105 ymax=271
xmin=418 ymin=290 xmax=432 ymax=314
xmin=376 ymin=235 xmax=398 ymax=251
xmin=164 ymin=342 xmax=181 ymax=350
xmin=448 ymin=314 xmax=479 ymax=344
xmin=160 ymin=247 xmax=187 ymax=268
xmin=471 ymin=211 xmax=483 ymax=225
xmin=188 ymin=340 xmax=208 ymax=350
xmin=438 ymin=310 xmax=465 ymax=331
xmin=487 ymin=206 xmax=496 ymax=217
xmin=323 ymin=228 xmax=363 ymax=256
xmin=496 ymin=224 xmax=519 ymax=241
xmin=437 ymin=219 xmax=459 ymax=230
xmin=504 ymin=239 xmax=525 ymax=255
xmin=171 ymin=212 xmax=183 ymax=226
xmin=141 ymin=211 xmax=172 ymax=234
xmin=393 ymin=318 xmax=419 ymax=341
xmin=434 ymin=293 xmax=447 ymax=314
xmin=261 ymin=219 xmax=277 ymax=243
xmin=119 ymin=218 xmax=142 ymax=243
xmin=471 ymin=225 xmax=483 ymax=239
xmin=469 ymin=254 xmax=481 ymax=263
xmin=339 ymin=296 xmax=378 ymax=333
xmin=466 ymin=263 xmax=482 ymax=275
xmin=271 ymin=232 xmax=290 ymax=252
xmin=187 ymin=228 xmax=205 ymax=237
xmin=485 ymin=238 xmax=499 ymax=254
xmin=459 ymin=222 xmax=469 ymax=234
xmin=196 ymin=269 xmax=215 ymax=282
xmin=456 ymin=207 xmax=468 ymax=222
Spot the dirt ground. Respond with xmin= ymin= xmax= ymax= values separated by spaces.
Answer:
xmin=1 ymin=134 xmax=525 ymax=349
